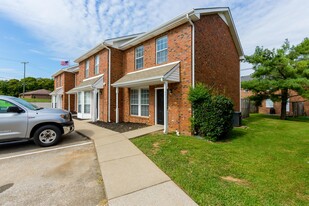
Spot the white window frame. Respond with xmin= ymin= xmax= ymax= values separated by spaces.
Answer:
xmin=84 ymin=91 xmax=91 ymax=114
xmin=85 ymin=60 xmax=89 ymax=78
xmin=156 ymin=35 xmax=168 ymax=64
xmin=266 ymin=99 xmax=274 ymax=108
xmin=130 ymin=88 xmax=149 ymax=117
xmin=94 ymin=55 xmax=100 ymax=75
xmin=78 ymin=92 xmax=82 ymax=113
xmin=130 ymin=89 xmax=139 ymax=116
xmin=135 ymin=46 xmax=144 ymax=70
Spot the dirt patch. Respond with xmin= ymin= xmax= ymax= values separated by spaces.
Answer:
xmin=90 ymin=121 xmax=148 ymax=133
xmin=180 ymin=150 xmax=188 ymax=155
xmin=153 ymin=142 xmax=160 ymax=148
xmin=151 ymin=142 xmax=161 ymax=154
xmin=221 ymin=176 xmax=249 ymax=186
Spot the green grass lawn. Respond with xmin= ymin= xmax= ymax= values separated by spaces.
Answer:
xmin=132 ymin=114 xmax=309 ymax=205
xmin=21 ymin=98 xmax=51 ymax=103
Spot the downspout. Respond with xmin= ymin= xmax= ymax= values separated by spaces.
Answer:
xmin=186 ymin=14 xmax=195 ymax=88
xmin=102 ymin=42 xmax=111 ymax=122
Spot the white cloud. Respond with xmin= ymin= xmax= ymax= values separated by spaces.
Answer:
xmin=0 ymin=0 xmax=308 ymax=76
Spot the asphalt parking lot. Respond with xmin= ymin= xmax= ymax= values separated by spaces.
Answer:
xmin=0 ymin=132 xmax=107 ymax=206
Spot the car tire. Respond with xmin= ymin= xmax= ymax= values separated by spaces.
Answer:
xmin=33 ymin=125 xmax=61 ymax=147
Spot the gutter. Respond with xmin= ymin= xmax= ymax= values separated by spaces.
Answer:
xmin=102 ymin=42 xmax=112 ymax=122
xmin=186 ymin=14 xmax=195 ymax=88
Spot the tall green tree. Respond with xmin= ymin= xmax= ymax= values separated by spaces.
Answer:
xmin=0 ymin=77 xmax=54 ymax=97
xmin=37 ymin=78 xmax=54 ymax=91
xmin=242 ymin=38 xmax=309 ymax=119
xmin=6 ymin=79 xmax=21 ymax=97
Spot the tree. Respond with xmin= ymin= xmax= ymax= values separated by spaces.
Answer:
xmin=0 ymin=77 xmax=54 ymax=97
xmin=37 ymin=78 xmax=54 ymax=91
xmin=21 ymin=77 xmax=38 ymax=92
xmin=242 ymin=38 xmax=309 ymax=119
xmin=6 ymin=79 xmax=21 ymax=97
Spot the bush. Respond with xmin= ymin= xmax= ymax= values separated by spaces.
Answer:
xmin=188 ymin=83 xmax=234 ymax=141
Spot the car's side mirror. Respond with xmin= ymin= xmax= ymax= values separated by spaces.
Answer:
xmin=7 ymin=106 xmax=23 ymax=113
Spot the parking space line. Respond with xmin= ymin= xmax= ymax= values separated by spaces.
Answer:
xmin=0 ymin=141 xmax=93 ymax=161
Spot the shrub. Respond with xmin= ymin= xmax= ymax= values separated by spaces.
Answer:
xmin=188 ymin=83 xmax=234 ymax=141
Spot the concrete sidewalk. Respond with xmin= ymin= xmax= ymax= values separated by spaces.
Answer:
xmin=74 ymin=119 xmax=198 ymax=206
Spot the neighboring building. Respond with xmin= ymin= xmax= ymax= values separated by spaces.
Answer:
xmin=20 ymin=89 xmax=51 ymax=99
xmin=55 ymin=8 xmax=243 ymax=135
xmin=50 ymin=65 xmax=79 ymax=111
xmin=241 ymin=75 xmax=309 ymax=116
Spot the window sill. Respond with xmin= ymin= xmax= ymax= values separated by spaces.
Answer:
xmin=130 ymin=115 xmax=149 ymax=119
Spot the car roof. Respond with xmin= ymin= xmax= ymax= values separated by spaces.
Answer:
xmin=0 ymin=95 xmax=17 ymax=100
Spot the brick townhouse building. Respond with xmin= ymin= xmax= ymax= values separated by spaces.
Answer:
xmin=53 ymin=8 xmax=243 ymax=135
xmin=50 ymin=65 xmax=79 ymax=111
xmin=241 ymin=75 xmax=309 ymax=116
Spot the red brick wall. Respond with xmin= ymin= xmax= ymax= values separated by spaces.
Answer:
xmin=120 ymin=23 xmax=192 ymax=135
xmin=195 ymin=14 xmax=240 ymax=111
xmin=75 ymin=50 xmax=109 ymax=121
xmin=110 ymin=48 xmax=124 ymax=122
xmin=259 ymin=90 xmax=309 ymax=116
xmin=63 ymin=72 xmax=76 ymax=112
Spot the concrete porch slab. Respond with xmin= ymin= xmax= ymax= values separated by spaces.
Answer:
xmin=96 ymin=139 xmax=142 ymax=162
xmin=101 ymin=154 xmax=170 ymax=199
xmin=109 ymin=181 xmax=198 ymax=206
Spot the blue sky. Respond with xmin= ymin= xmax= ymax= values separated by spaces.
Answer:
xmin=0 ymin=0 xmax=308 ymax=80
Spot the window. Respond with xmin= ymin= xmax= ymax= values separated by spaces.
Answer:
xmin=0 ymin=99 xmax=14 ymax=113
xmin=59 ymin=75 xmax=62 ymax=86
xmin=286 ymin=99 xmax=290 ymax=112
xmin=130 ymin=89 xmax=139 ymax=115
xmin=135 ymin=46 xmax=144 ymax=70
xmin=95 ymin=55 xmax=100 ymax=75
xmin=84 ymin=91 xmax=91 ymax=114
xmin=130 ymin=88 xmax=149 ymax=116
xmin=156 ymin=36 xmax=168 ymax=64
xmin=85 ymin=60 xmax=89 ymax=78
xmin=266 ymin=99 xmax=274 ymax=108
xmin=140 ymin=89 xmax=149 ymax=116
xmin=78 ymin=92 xmax=82 ymax=112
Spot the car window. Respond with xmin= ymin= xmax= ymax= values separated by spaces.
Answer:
xmin=0 ymin=99 xmax=15 ymax=113
xmin=10 ymin=97 xmax=39 ymax=110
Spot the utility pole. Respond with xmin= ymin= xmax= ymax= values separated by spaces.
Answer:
xmin=21 ymin=62 xmax=29 ymax=98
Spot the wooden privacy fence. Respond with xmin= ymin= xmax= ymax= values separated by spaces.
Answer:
xmin=292 ymin=102 xmax=305 ymax=117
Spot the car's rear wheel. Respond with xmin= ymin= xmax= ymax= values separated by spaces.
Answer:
xmin=33 ymin=125 xmax=61 ymax=147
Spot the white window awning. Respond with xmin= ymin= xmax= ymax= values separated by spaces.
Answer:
xmin=49 ymin=87 xmax=63 ymax=95
xmin=112 ymin=61 xmax=180 ymax=88
xmin=67 ymin=74 xmax=104 ymax=94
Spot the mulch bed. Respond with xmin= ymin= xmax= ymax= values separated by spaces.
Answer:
xmin=90 ymin=121 xmax=148 ymax=133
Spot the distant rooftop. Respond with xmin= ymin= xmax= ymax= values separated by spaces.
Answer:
xmin=241 ymin=75 xmax=253 ymax=82
xmin=21 ymin=89 xmax=51 ymax=95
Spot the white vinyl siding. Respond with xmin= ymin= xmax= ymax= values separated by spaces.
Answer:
xmin=135 ymin=46 xmax=144 ymax=70
xmin=85 ymin=60 xmax=89 ymax=78
xmin=130 ymin=88 xmax=149 ymax=117
xmin=95 ymin=55 xmax=99 ymax=75
xmin=156 ymin=36 xmax=168 ymax=64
